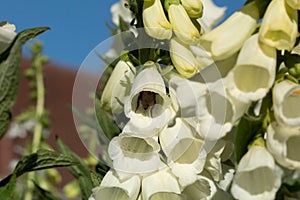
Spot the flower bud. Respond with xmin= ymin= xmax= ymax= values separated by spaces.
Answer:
xmin=181 ymin=0 xmax=203 ymax=18
xmin=143 ymin=0 xmax=173 ymax=40
xmin=168 ymin=4 xmax=201 ymax=44
xmin=170 ymin=38 xmax=199 ymax=78
xmin=0 ymin=22 xmax=17 ymax=53
xmin=100 ymin=60 xmax=135 ymax=114
xmin=225 ymin=34 xmax=276 ymax=103
xmin=231 ymin=146 xmax=283 ymax=200
xmin=200 ymin=2 xmax=259 ymax=60
xmin=259 ymin=0 xmax=298 ymax=51
xmin=272 ymin=80 xmax=300 ymax=126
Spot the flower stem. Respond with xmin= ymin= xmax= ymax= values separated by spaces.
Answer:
xmin=24 ymin=45 xmax=46 ymax=200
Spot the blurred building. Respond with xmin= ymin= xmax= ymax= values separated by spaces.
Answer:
xmin=0 ymin=58 xmax=91 ymax=185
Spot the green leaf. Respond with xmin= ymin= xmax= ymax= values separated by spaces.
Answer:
xmin=235 ymin=114 xmax=262 ymax=164
xmin=0 ymin=149 xmax=76 ymax=189
xmin=56 ymin=137 xmax=93 ymax=200
xmin=0 ymin=173 xmax=16 ymax=200
xmin=95 ymin=96 xmax=121 ymax=140
xmin=0 ymin=111 xmax=11 ymax=139
xmin=33 ymin=181 xmax=62 ymax=200
xmin=0 ymin=26 xmax=50 ymax=139
xmin=14 ymin=149 xmax=76 ymax=176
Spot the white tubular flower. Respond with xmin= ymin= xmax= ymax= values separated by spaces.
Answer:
xmin=108 ymin=133 xmax=162 ymax=174
xmin=143 ymin=0 xmax=173 ymax=40
xmin=187 ymin=79 xmax=250 ymax=140
xmin=225 ymin=34 xmax=276 ymax=103
xmin=259 ymin=0 xmax=298 ymax=51
xmin=124 ymin=62 xmax=172 ymax=137
xmin=170 ymin=38 xmax=200 ymax=78
xmin=273 ymin=80 xmax=300 ymax=126
xmin=231 ymin=146 xmax=283 ymax=200
xmin=142 ymin=170 xmax=182 ymax=200
xmin=181 ymin=174 xmax=217 ymax=200
xmin=169 ymin=75 xmax=207 ymax=118
xmin=197 ymin=0 xmax=226 ymax=32
xmin=0 ymin=22 xmax=17 ymax=53
xmin=286 ymin=0 xmax=300 ymax=9
xmin=168 ymin=4 xmax=201 ymax=45
xmin=160 ymin=118 xmax=207 ymax=186
xmin=181 ymin=0 xmax=203 ymax=18
xmin=267 ymin=122 xmax=300 ymax=169
xmin=110 ymin=0 xmax=133 ymax=26
xmin=100 ymin=60 xmax=135 ymax=114
xmin=90 ymin=170 xmax=140 ymax=200
xmin=200 ymin=2 xmax=259 ymax=60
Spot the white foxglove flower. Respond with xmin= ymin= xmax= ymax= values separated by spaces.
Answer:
xmin=168 ymin=4 xmax=201 ymax=45
xmin=267 ymin=122 xmax=300 ymax=169
xmin=142 ymin=169 xmax=182 ymax=200
xmin=286 ymin=0 xmax=300 ymax=9
xmin=160 ymin=118 xmax=207 ymax=186
xmin=259 ymin=0 xmax=298 ymax=51
xmin=200 ymin=2 xmax=259 ymax=60
xmin=110 ymin=0 xmax=133 ymax=26
xmin=231 ymin=146 xmax=283 ymax=200
xmin=181 ymin=174 xmax=217 ymax=199
xmin=170 ymin=38 xmax=201 ymax=78
xmin=143 ymin=0 xmax=173 ymax=40
xmin=197 ymin=0 xmax=226 ymax=32
xmin=225 ymin=34 xmax=277 ymax=103
xmin=100 ymin=60 xmax=135 ymax=114
xmin=90 ymin=170 xmax=140 ymax=200
xmin=181 ymin=0 xmax=203 ymax=18
xmin=0 ymin=22 xmax=16 ymax=53
xmin=187 ymin=79 xmax=250 ymax=140
xmin=124 ymin=62 xmax=172 ymax=137
xmin=108 ymin=133 xmax=162 ymax=174
xmin=169 ymin=75 xmax=207 ymax=118
xmin=273 ymin=80 xmax=300 ymax=126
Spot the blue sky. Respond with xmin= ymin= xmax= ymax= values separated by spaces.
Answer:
xmin=2 ymin=0 xmax=244 ymax=69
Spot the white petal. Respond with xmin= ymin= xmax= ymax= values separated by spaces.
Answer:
xmin=0 ymin=22 xmax=17 ymax=52
xmin=200 ymin=2 xmax=259 ymax=60
xmin=100 ymin=60 xmax=135 ymax=114
xmin=231 ymin=146 xmax=282 ymax=200
xmin=259 ymin=0 xmax=298 ymax=51
xmin=225 ymin=34 xmax=276 ymax=103
xmin=110 ymin=0 xmax=132 ymax=26
xmin=108 ymin=134 xmax=162 ymax=174
xmin=168 ymin=4 xmax=201 ymax=45
xmin=169 ymin=75 xmax=207 ymax=118
xmin=273 ymin=80 xmax=300 ymax=126
xmin=143 ymin=0 xmax=172 ymax=40
xmin=181 ymin=174 xmax=217 ymax=200
xmin=124 ymin=62 xmax=171 ymax=136
xmin=267 ymin=122 xmax=300 ymax=169
xmin=92 ymin=170 xmax=140 ymax=200
xmin=197 ymin=0 xmax=226 ymax=32
xmin=142 ymin=170 xmax=181 ymax=200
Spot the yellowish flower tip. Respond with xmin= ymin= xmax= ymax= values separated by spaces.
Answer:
xmin=292 ymin=89 xmax=300 ymax=95
xmin=248 ymin=136 xmax=266 ymax=149
xmin=46 ymin=168 xmax=62 ymax=184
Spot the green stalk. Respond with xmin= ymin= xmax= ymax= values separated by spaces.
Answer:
xmin=24 ymin=55 xmax=46 ymax=200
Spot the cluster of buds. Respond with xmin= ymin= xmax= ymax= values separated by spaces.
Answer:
xmin=91 ymin=0 xmax=300 ymax=199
